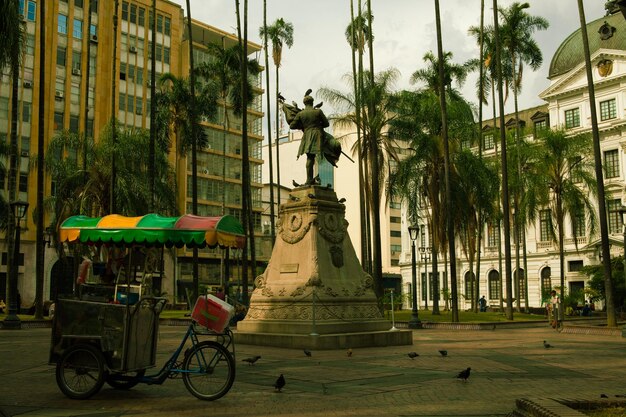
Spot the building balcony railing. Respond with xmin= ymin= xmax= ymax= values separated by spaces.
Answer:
xmin=537 ymin=241 xmax=553 ymax=249
xmin=564 ymin=236 xmax=587 ymax=246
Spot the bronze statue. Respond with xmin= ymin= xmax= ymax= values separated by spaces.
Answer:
xmin=280 ymin=90 xmax=342 ymax=186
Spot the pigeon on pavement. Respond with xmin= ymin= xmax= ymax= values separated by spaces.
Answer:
xmin=408 ymin=352 xmax=419 ymax=359
xmin=456 ymin=367 xmax=471 ymax=381
xmin=304 ymin=349 xmax=312 ymax=357
xmin=242 ymin=355 xmax=261 ymax=365
xmin=274 ymin=374 xmax=285 ymax=392
xmin=543 ymin=340 xmax=553 ymax=349
xmin=439 ymin=350 xmax=448 ymax=357
xmin=347 ymin=348 xmax=353 ymax=357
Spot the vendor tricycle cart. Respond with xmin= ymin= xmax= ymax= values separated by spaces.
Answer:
xmin=49 ymin=213 xmax=244 ymax=400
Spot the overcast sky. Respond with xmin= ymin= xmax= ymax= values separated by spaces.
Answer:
xmin=171 ymin=1 xmax=609 ymax=132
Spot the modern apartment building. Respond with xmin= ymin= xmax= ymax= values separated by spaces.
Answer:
xmin=0 ymin=0 xmax=265 ymax=307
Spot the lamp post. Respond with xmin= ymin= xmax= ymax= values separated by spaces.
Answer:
xmin=408 ymin=225 xmax=421 ymax=328
xmin=3 ymin=201 xmax=29 ymax=330
xmin=420 ymin=246 xmax=432 ymax=310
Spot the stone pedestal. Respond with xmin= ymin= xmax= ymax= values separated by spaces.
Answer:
xmin=237 ymin=185 xmax=412 ymax=348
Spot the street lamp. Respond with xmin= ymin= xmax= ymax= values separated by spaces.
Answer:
xmin=419 ymin=246 xmax=432 ymax=310
xmin=408 ymin=225 xmax=421 ymax=328
xmin=3 ymin=201 xmax=29 ymax=330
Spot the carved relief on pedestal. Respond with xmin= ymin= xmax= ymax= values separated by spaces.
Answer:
xmin=354 ymin=274 xmax=374 ymax=297
xmin=279 ymin=212 xmax=316 ymax=244
xmin=317 ymin=212 xmax=347 ymax=244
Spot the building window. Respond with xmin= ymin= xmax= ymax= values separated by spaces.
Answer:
xmin=515 ymin=269 xmax=526 ymax=301
xmin=572 ymin=210 xmax=585 ymax=238
xmin=157 ymin=14 xmax=163 ymax=33
xmin=164 ymin=16 xmax=171 ymax=36
xmin=72 ymin=50 xmax=81 ymax=70
xmin=25 ymin=34 xmax=35 ymax=55
xmin=541 ymin=267 xmax=552 ymax=296
xmin=19 ymin=173 xmax=28 ymax=193
xmin=122 ymin=1 xmax=129 ymax=21
xmin=568 ymin=260 xmax=584 ymax=272
xmin=163 ymin=47 xmax=170 ymax=65
xmin=390 ymin=230 xmax=401 ymax=238
xmin=73 ymin=19 xmax=83 ymax=39
xmin=534 ymin=119 xmax=547 ymax=137
xmin=540 ymin=209 xmax=552 ymax=242
xmin=69 ymin=115 xmax=79 ymax=133
xmin=135 ymin=97 xmax=143 ymax=115
xmin=75 ymin=0 xmax=84 ymax=8
xmin=604 ymin=149 xmax=619 ymax=178
xmin=483 ymin=134 xmax=494 ymax=150
xmin=564 ymin=108 xmax=580 ymax=129
xmin=130 ymin=3 xmax=137 ymax=24
xmin=138 ymin=7 xmax=145 ymax=27
xmin=54 ymin=112 xmax=64 ymax=131
xmin=56 ymin=46 xmax=66 ymax=66
xmin=464 ymin=271 xmax=475 ymax=301
xmin=608 ymin=199 xmax=622 ymax=234
xmin=22 ymin=102 xmax=30 ymax=123
xmin=21 ymin=0 xmax=36 ymax=22
xmin=58 ymin=14 xmax=68 ymax=35
xmin=488 ymin=270 xmax=500 ymax=300
xmin=390 ymin=244 xmax=401 ymax=254
xmin=119 ymin=93 xmax=126 ymax=111
xmin=600 ymin=98 xmax=617 ymax=121
xmin=487 ymin=222 xmax=499 ymax=247
xmin=90 ymin=24 xmax=97 ymax=37
xmin=390 ymin=216 xmax=401 ymax=224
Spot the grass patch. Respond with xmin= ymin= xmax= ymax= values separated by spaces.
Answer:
xmin=387 ymin=309 xmax=547 ymax=323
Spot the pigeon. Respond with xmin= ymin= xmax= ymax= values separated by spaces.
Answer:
xmin=277 ymin=92 xmax=286 ymax=102
xmin=601 ymin=394 xmax=609 ymax=398
xmin=338 ymin=198 xmax=346 ymax=204
xmin=305 ymin=88 xmax=313 ymax=96
xmin=292 ymin=180 xmax=301 ymax=188
xmin=314 ymin=101 xmax=323 ymax=109
xmin=439 ymin=350 xmax=448 ymax=357
xmin=543 ymin=340 xmax=553 ymax=349
xmin=288 ymin=194 xmax=300 ymax=201
xmin=274 ymin=374 xmax=285 ymax=392
xmin=407 ymin=352 xmax=419 ymax=359
xmin=242 ymin=355 xmax=261 ymax=365
xmin=456 ymin=367 xmax=471 ymax=381
xmin=304 ymin=349 xmax=312 ymax=357
xmin=347 ymin=348 xmax=353 ymax=357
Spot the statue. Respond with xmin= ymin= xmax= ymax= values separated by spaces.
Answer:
xmin=280 ymin=90 xmax=342 ymax=186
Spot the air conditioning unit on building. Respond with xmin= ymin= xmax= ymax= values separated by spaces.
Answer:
xmin=72 ymin=67 xmax=81 ymax=76
xmin=202 ymin=169 xmax=209 ymax=175
xmin=20 ymin=150 xmax=29 ymax=157
xmin=55 ymin=90 xmax=64 ymax=99
xmin=23 ymin=81 xmax=32 ymax=89
xmin=90 ymin=34 xmax=98 ymax=43
xmin=129 ymin=46 xmax=137 ymax=53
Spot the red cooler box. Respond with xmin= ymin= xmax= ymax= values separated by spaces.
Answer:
xmin=191 ymin=295 xmax=235 ymax=333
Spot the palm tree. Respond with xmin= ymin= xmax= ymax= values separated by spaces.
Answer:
xmin=345 ymin=4 xmax=370 ymax=269
xmin=577 ymin=0 xmax=616 ymax=328
xmin=534 ymin=129 xmax=597 ymax=321
xmin=149 ymin=0 xmax=157 ymax=209
xmin=110 ymin=0 xmax=120 ymax=213
xmin=320 ymin=68 xmax=400 ymax=298
xmin=0 ymin=0 xmax=24 ymax=322
xmin=261 ymin=1 xmax=276 ymax=244
xmin=498 ymin=2 xmax=548 ymax=311
xmin=35 ymin=0 xmax=47 ymax=319
xmin=259 ymin=18 xmax=293 ymax=209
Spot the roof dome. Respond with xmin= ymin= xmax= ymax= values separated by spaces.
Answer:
xmin=548 ymin=11 xmax=626 ymax=79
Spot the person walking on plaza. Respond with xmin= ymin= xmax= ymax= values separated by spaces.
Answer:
xmin=549 ymin=290 xmax=560 ymax=328
xmin=479 ymin=296 xmax=487 ymax=312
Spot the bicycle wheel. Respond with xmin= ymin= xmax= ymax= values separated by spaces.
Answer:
xmin=106 ymin=369 xmax=146 ymax=390
xmin=182 ymin=341 xmax=235 ymax=401
xmin=55 ymin=343 xmax=106 ymax=400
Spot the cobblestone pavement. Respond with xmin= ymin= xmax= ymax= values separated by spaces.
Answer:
xmin=1 ymin=325 xmax=625 ymax=417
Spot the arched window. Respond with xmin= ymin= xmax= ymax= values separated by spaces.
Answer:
xmin=541 ymin=267 xmax=552 ymax=297
xmin=488 ymin=270 xmax=500 ymax=300
xmin=464 ymin=271 xmax=475 ymax=301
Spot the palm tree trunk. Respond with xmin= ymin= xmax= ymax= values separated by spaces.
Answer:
xmin=262 ymin=0 xmax=276 ymax=245
xmin=149 ymin=0 xmax=156 ymax=210
xmin=185 ymin=0 xmax=200 ymax=303
xmin=512 ymin=54 xmax=522 ymax=314
xmin=34 ymin=0 xmax=46 ymax=319
xmin=491 ymin=83 xmax=504 ymax=311
xmin=274 ymin=64 xmax=281 ymax=205
xmin=557 ymin=194 xmax=565 ymax=321
xmin=493 ymin=0 xmax=514 ymax=320
xmin=577 ymin=0 xmax=616 ymax=327
xmin=110 ymin=0 xmax=119 ymax=214
xmin=474 ymin=0 xmax=485 ymax=316
xmin=522 ymin=226 xmax=529 ymax=313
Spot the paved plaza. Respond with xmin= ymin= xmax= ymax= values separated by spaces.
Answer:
xmin=1 ymin=324 xmax=626 ymax=417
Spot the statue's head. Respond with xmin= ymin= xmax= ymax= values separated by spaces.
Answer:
xmin=303 ymin=95 xmax=314 ymax=106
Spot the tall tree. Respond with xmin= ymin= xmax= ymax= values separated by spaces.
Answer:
xmin=498 ymin=1 xmax=548 ymax=312
xmin=534 ymin=129 xmax=597 ymax=312
xmin=259 ymin=18 xmax=293 ymax=210
xmin=110 ymin=0 xmax=119 ymax=213
xmin=34 ymin=0 xmax=46 ymax=319
xmin=320 ymin=68 xmax=400 ymax=298
xmin=577 ymin=0 xmax=616 ymax=327
xmin=149 ymin=0 xmax=157 ymax=209
xmin=261 ymin=1 xmax=276 ymax=245
xmin=0 ymin=0 xmax=24 ymax=323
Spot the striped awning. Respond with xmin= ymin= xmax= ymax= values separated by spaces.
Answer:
xmin=59 ymin=214 xmax=245 ymax=249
